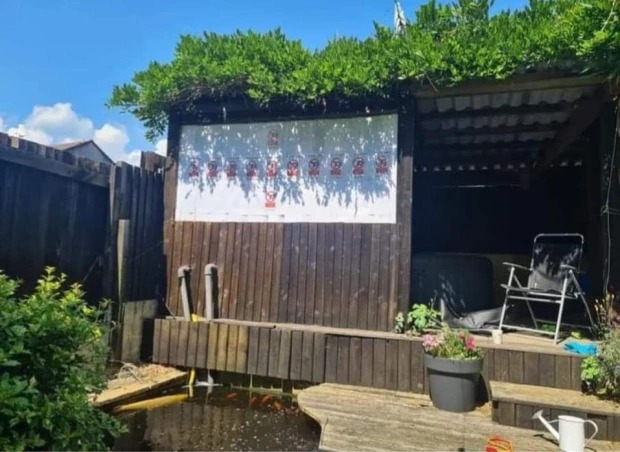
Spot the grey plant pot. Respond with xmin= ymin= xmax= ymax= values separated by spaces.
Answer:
xmin=424 ymin=353 xmax=483 ymax=413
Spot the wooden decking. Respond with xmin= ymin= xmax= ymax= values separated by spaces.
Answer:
xmin=92 ymin=366 xmax=186 ymax=409
xmin=297 ymin=384 xmax=619 ymax=451
xmin=153 ymin=318 xmax=586 ymax=394
xmin=491 ymin=381 xmax=620 ymax=441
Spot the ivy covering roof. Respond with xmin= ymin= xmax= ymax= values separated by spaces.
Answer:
xmin=108 ymin=0 xmax=620 ymax=141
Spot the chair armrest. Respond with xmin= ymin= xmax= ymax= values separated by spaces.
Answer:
xmin=502 ymin=262 xmax=530 ymax=272
xmin=560 ymin=264 xmax=579 ymax=272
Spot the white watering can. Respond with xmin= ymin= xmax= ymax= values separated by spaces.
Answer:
xmin=532 ymin=410 xmax=598 ymax=452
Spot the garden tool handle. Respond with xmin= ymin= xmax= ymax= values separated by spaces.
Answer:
xmin=585 ymin=420 xmax=598 ymax=445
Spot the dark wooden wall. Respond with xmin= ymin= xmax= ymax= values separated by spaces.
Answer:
xmin=413 ymin=167 xmax=588 ymax=255
xmin=0 ymin=134 xmax=109 ymax=300
xmin=163 ymin=109 xmax=414 ymax=331
xmin=152 ymin=319 xmax=584 ymax=393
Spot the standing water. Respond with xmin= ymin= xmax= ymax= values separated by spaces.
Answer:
xmin=113 ymin=387 xmax=320 ymax=451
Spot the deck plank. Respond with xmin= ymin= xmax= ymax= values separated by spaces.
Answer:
xmin=298 ymin=383 xmax=618 ymax=451
xmin=490 ymin=381 xmax=620 ymax=417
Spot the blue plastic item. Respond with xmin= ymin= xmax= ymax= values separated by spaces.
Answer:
xmin=563 ymin=340 xmax=598 ymax=356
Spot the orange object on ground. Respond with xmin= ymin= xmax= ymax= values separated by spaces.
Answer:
xmin=485 ymin=436 xmax=513 ymax=452
xmin=226 ymin=392 xmax=238 ymax=400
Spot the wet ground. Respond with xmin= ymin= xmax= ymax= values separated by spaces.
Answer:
xmin=113 ymin=387 xmax=321 ymax=451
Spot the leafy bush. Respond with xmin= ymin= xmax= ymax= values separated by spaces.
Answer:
xmin=422 ymin=327 xmax=483 ymax=360
xmin=581 ymin=329 xmax=620 ymax=402
xmin=593 ymin=292 xmax=620 ymax=338
xmin=0 ymin=268 xmax=124 ymax=451
xmin=109 ymin=0 xmax=620 ymax=141
xmin=393 ymin=303 xmax=441 ymax=335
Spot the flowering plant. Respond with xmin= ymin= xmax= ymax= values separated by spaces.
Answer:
xmin=422 ymin=327 xmax=483 ymax=360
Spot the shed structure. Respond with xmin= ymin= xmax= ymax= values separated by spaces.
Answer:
xmin=162 ymin=73 xmax=619 ymax=332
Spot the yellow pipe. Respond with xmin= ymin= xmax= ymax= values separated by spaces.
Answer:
xmin=113 ymin=314 xmax=200 ymax=414
xmin=113 ymin=393 xmax=188 ymax=413
xmin=188 ymin=313 xmax=199 ymax=390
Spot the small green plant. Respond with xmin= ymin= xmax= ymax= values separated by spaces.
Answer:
xmin=393 ymin=312 xmax=406 ymax=334
xmin=581 ymin=329 xmax=620 ymax=402
xmin=422 ymin=326 xmax=483 ymax=360
xmin=0 ymin=268 xmax=124 ymax=451
xmin=407 ymin=303 xmax=441 ymax=334
xmin=540 ymin=322 xmax=556 ymax=333
xmin=393 ymin=303 xmax=441 ymax=335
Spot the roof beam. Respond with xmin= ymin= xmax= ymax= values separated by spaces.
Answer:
xmin=414 ymin=74 xmax=605 ymax=99
xmin=414 ymin=169 xmax=522 ymax=188
xmin=416 ymin=150 xmax=540 ymax=169
xmin=419 ymin=102 xmax=572 ymax=121
xmin=422 ymin=140 xmax=551 ymax=154
xmin=526 ymin=88 xmax=610 ymax=183
xmin=424 ymin=123 xmax=559 ymax=139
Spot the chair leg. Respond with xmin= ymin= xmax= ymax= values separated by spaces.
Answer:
xmin=499 ymin=268 xmax=515 ymax=331
xmin=570 ymin=271 xmax=597 ymax=335
xmin=499 ymin=299 xmax=509 ymax=330
xmin=554 ymin=279 xmax=569 ymax=344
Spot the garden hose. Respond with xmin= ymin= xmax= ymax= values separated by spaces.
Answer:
xmin=187 ymin=313 xmax=199 ymax=397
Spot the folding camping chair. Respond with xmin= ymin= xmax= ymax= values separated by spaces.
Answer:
xmin=498 ymin=233 xmax=597 ymax=344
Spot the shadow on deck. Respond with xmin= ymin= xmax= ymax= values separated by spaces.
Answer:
xmin=297 ymin=383 xmax=618 ymax=451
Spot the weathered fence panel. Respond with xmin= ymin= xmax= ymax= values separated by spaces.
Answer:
xmin=0 ymin=133 xmax=109 ymax=299
xmin=105 ymin=162 xmax=166 ymax=303
xmin=0 ymin=134 xmax=165 ymax=361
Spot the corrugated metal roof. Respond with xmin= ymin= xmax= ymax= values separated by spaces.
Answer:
xmin=414 ymin=82 xmax=600 ymax=177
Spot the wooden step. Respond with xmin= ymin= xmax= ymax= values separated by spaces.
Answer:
xmin=490 ymin=381 xmax=620 ymax=442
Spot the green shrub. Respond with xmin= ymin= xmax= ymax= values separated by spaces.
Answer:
xmin=109 ymin=0 xmax=620 ymax=141
xmin=0 ymin=268 xmax=124 ymax=451
xmin=581 ymin=329 xmax=620 ymax=402
xmin=393 ymin=303 xmax=442 ymax=335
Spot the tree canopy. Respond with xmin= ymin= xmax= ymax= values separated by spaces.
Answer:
xmin=109 ymin=0 xmax=620 ymax=141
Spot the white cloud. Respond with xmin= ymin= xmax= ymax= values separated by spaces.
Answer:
xmin=155 ymin=138 xmax=167 ymax=156
xmin=25 ymin=103 xmax=93 ymax=139
xmin=2 ymin=102 xmax=159 ymax=164
xmin=6 ymin=123 xmax=53 ymax=145
xmin=119 ymin=138 xmax=167 ymax=166
xmin=123 ymin=150 xmax=143 ymax=166
xmin=93 ymin=124 xmax=130 ymax=161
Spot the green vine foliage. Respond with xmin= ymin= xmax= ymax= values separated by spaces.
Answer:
xmin=109 ymin=0 xmax=620 ymax=141
xmin=0 ymin=269 xmax=124 ymax=451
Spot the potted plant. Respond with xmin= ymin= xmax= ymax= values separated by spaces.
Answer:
xmin=422 ymin=327 xmax=484 ymax=413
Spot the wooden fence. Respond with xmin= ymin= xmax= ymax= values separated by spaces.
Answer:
xmin=0 ymin=133 xmax=110 ymax=299
xmin=0 ymin=132 xmax=166 ymax=360
xmin=105 ymin=162 xmax=165 ymax=303
xmin=152 ymin=319 xmax=584 ymax=393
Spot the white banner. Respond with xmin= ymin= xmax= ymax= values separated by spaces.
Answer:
xmin=175 ymin=114 xmax=398 ymax=223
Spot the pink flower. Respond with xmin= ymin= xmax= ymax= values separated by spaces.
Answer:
xmin=422 ymin=333 xmax=444 ymax=352
xmin=465 ymin=336 xmax=476 ymax=351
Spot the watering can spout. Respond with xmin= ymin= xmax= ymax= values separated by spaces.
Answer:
xmin=532 ymin=410 xmax=560 ymax=441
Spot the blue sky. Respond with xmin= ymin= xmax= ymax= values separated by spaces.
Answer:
xmin=0 ymin=0 xmax=527 ymax=163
